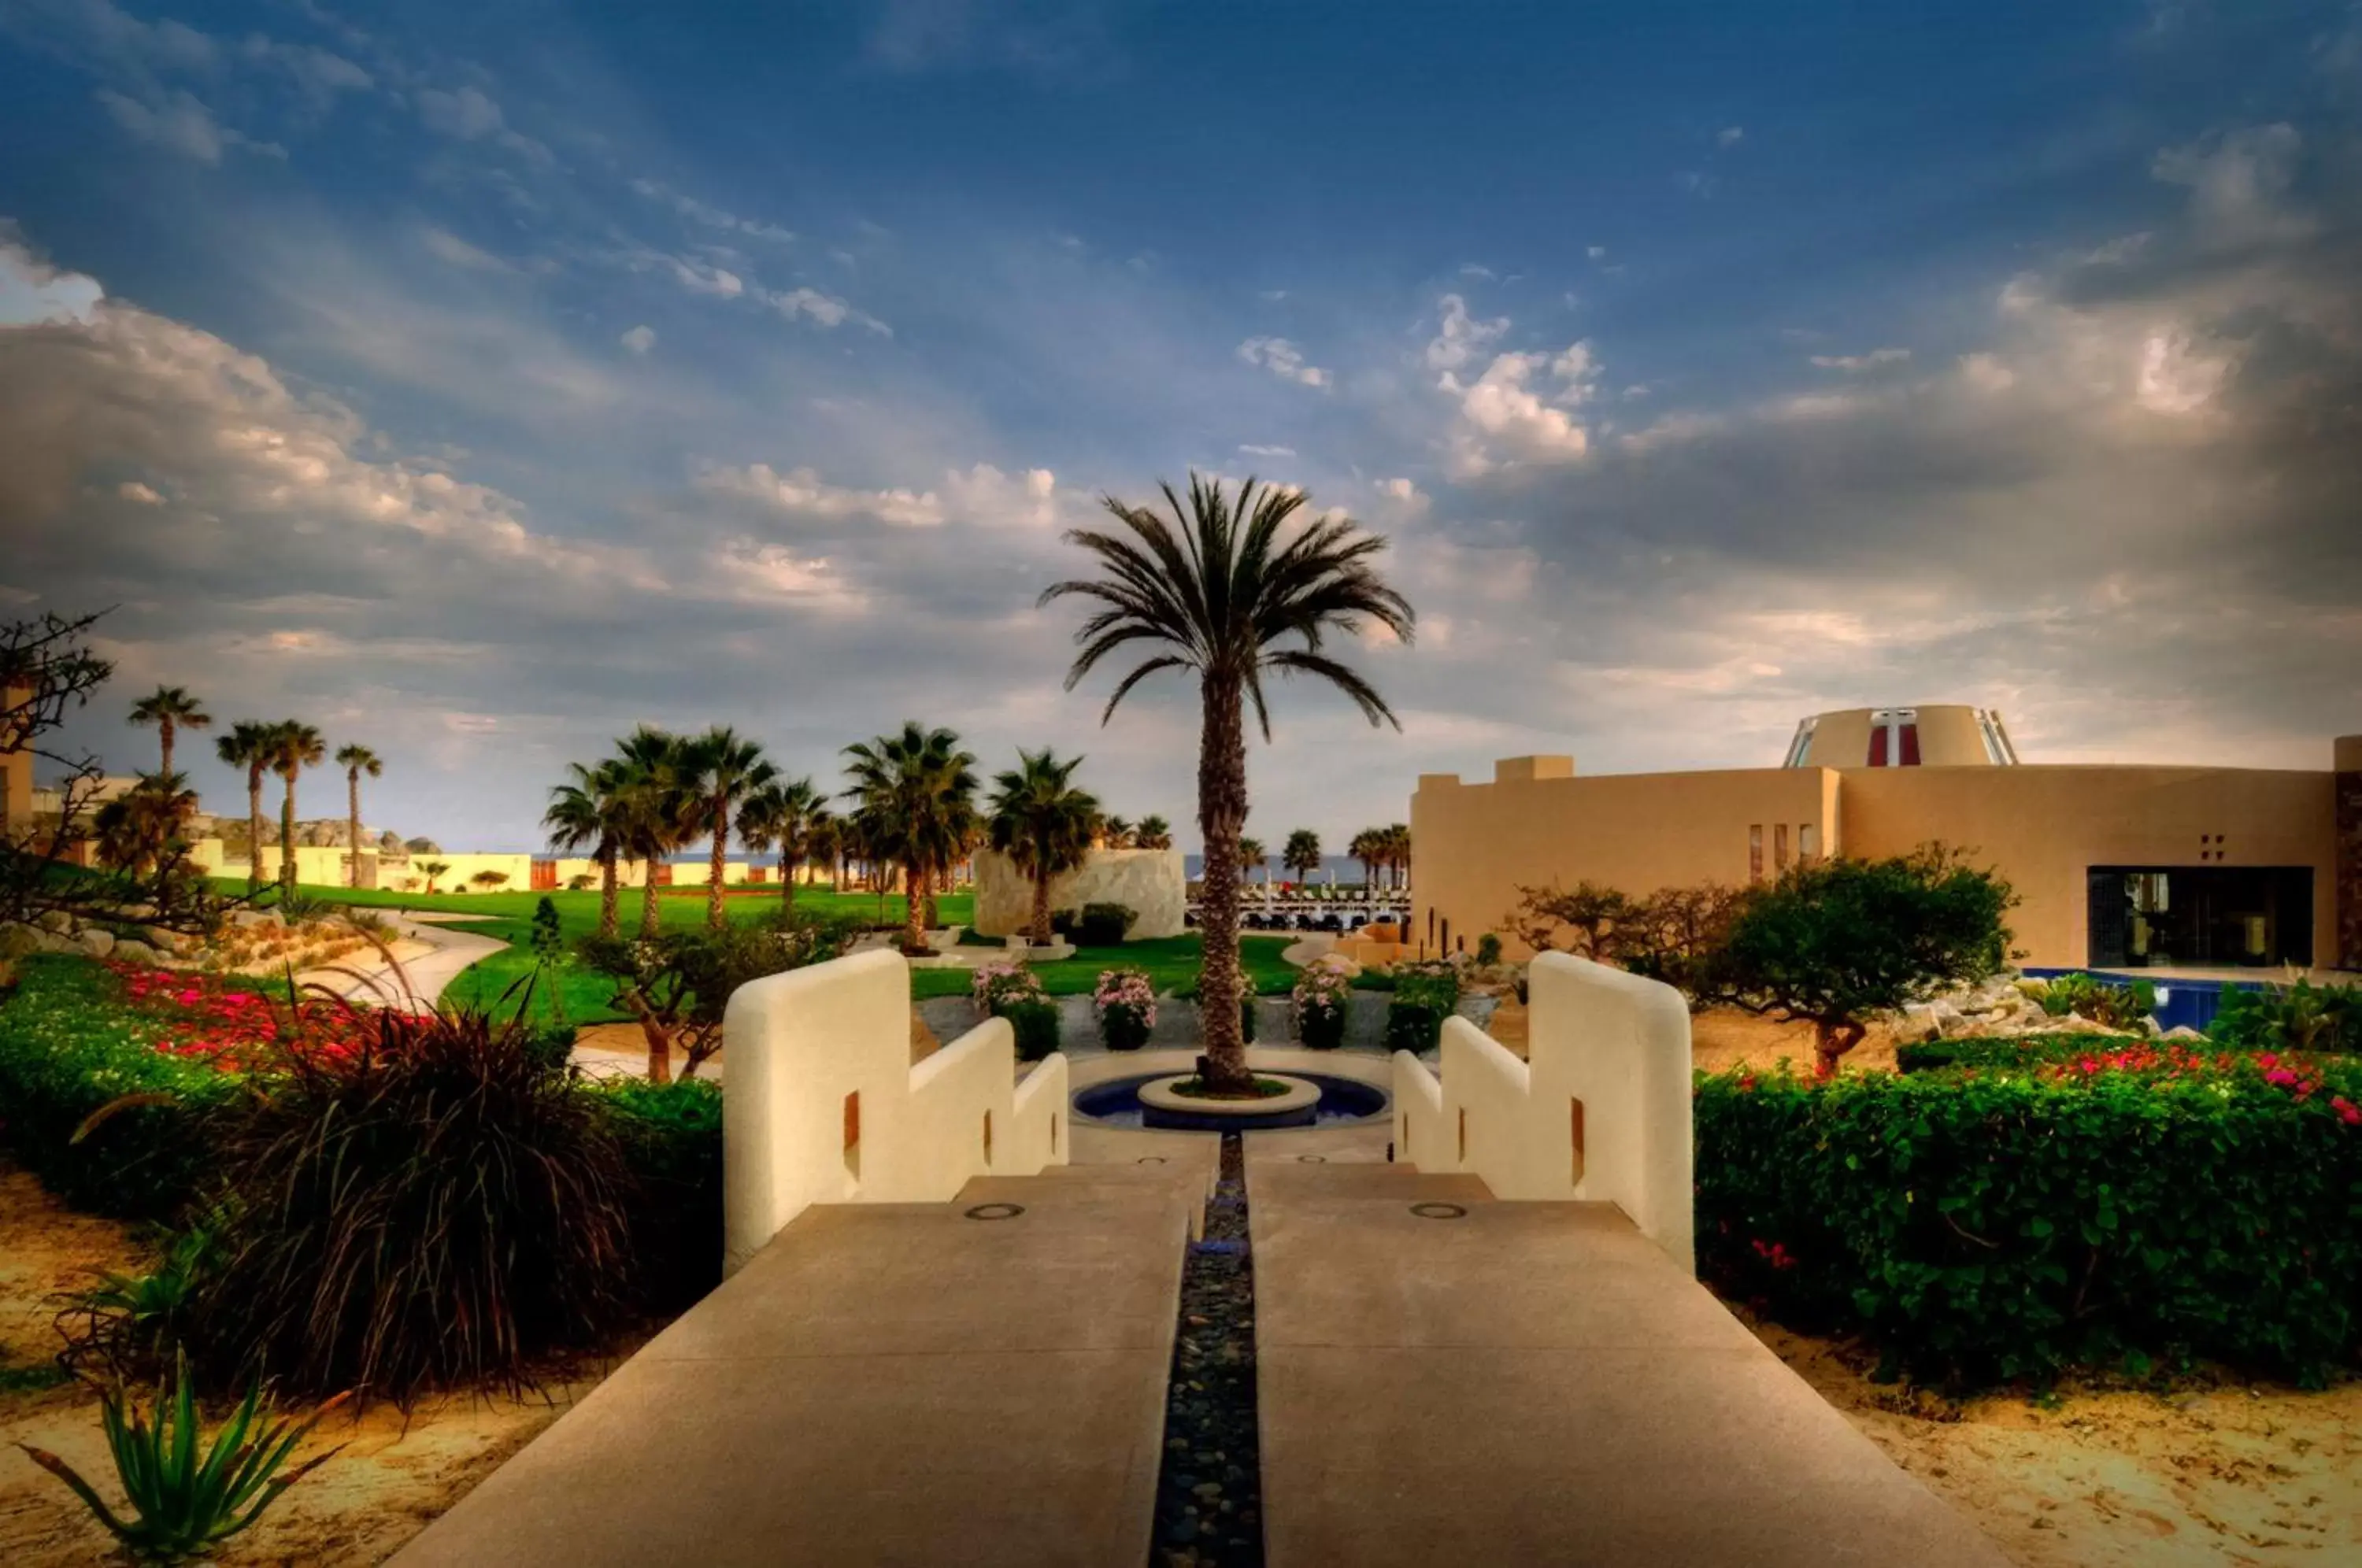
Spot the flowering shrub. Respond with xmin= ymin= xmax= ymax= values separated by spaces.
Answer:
xmin=110 ymin=962 xmax=379 ymax=1071
xmin=972 ymin=957 xmax=1045 ymax=1013
xmin=1694 ymin=1044 xmax=2362 ymax=1388
xmin=2032 ymin=971 xmax=2157 ymax=1030
xmin=1092 ymin=967 xmax=1156 ymax=1051
xmin=1384 ymin=960 xmax=1461 ymax=1054
xmin=1292 ymin=955 xmax=1355 ymax=1049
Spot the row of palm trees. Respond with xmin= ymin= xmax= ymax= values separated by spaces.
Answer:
xmin=102 ymin=686 xmax=384 ymax=893
xmin=541 ymin=723 xmax=1160 ymax=953
xmin=1348 ymin=823 xmax=1412 ymax=889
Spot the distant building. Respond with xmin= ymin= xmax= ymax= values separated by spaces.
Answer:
xmin=1412 ymin=705 xmax=2362 ymax=974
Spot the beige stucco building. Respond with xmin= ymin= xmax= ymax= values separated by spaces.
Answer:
xmin=1412 ymin=706 xmax=2362 ymax=974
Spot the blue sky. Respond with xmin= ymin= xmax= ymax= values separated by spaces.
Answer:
xmin=3 ymin=0 xmax=2358 ymax=852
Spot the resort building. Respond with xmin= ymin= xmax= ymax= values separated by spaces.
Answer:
xmin=1412 ymin=706 xmax=2362 ymax=974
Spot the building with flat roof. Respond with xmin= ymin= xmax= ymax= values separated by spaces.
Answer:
xmin=1411 ymin=705 xmax=2362 ymax=974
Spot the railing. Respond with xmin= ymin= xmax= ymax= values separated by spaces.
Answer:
xmin=1393 ymin=952 xmax=1694 ymax=1271
xmin=722 ymin=948 xmax=1069 ymax=1274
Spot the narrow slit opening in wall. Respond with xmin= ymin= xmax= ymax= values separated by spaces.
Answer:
xmin=1800 ymin=823 xmax=1818 ymax=863
xmin=1050 ymin=1112 xmax=1059 ymax=1157
xmin=1749 ymin=824 xmax=1764 ymax=882
xmin=1774 ymin=823 xmax=1790 ymax=872
xmin=1570 ymin=1097 xmax=1586 ymax=1185
xmin=983 ymin=1109 xmax=992 ymax=1165
xmin=842 ymin=1091 xmax=861 ymax=1182
xmin=1457 ymin=1107 xmax=1467 ymax=1163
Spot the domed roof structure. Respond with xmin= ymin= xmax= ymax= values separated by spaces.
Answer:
xmin=1781 ymin=705 xmax=2020 ymax=768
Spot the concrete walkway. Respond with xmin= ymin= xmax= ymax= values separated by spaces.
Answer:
xmin=392 ymin=1168 xmax=1196 ymax=1567
xmin=1248 ymin=1163 xmax=2011 ymax=1567
xmin=297 ymin=914 xmax=508 ymax=1011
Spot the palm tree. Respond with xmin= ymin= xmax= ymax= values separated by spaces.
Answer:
xmin=1135 ymin=815 xmax=1173 ymax=851
xmin=265 ymin=722 xmax=325 ymax=893
xmin=128 ymin=686 xmax=210 ymax=778
xmin=679 ymin=726 xmax=777 ymax=930
xmin=1043 ymin=473 xmax=1412 ymax=1093
xmin=93 ymin=771 xmax=198 ymax=877
xmin=1238 ymin=836 xmax=1268 ymax=895
xmin=545 ymin=760 xmax=628 ymax=937
xmin=1284 ymin=828 xmax=1322 ymax=886
xmin=842 ymin=722 xmax=979 ymax=956
xmin=334 ymin=743 xmax=382 ymax=889
xmin=740 ymin=776 xmax=829 ymax=912
xmin=987 ymin=749 xmax=1100 ymax=946
xmin=1348 ymin=827 xmax=1379 ymax=891
xmin=1099 ymin=813 xmax=1135 ymax=849
xmin=1385 ymin=822 xmax=1412 ymax=891
xmin=612 ymin=727 xmax=690 ymax=939
xmin=215 ymin=722 xmax=272 ymax=893
xmin=420 ymin=859 xmax=450 ymax=894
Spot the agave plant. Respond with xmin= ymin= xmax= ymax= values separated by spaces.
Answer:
xmin=16 ymin=1352 xmax=347 ymax=1562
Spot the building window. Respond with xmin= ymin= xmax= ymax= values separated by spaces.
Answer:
xmin=1799 ymin=823 xmax=1818 ymax=863
xmin=1782 ymin=716 xmax=1820 ymax=768
xmin=1867 ymin=708 xmax=1920 ymax=767
xmin=1975 ymin=708 xmax=2020 ymax=765
xmin=1749 ymin=824 xmax=1764 ymax=882
xmin=1774 ymin=823 xmax=1790 ymax=871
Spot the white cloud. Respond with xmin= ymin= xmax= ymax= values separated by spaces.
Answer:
xmin=1238 ymin=443 xmax=1296 ymax=457
xmin=694 ymin=460 xmax=1060 ymax=531
xmin=1459 ymin=263 xmax=1497 ymax=279
xmin=0 ymin=246 xmax=105 ymax=326
xmin=1586 ymin=246 xmax=1608 ymax=261
xmin=1423 ymin=294 xmax=1508 ymax=372
xmin=628 ymin=177 xmax=795 ymax=244
xmin=421 ymin=227 xmax=513 ymax=272
xmin=2151 ymin=123 xmax=2313 ymax=250
xmin=765 ymin=284 xmax=890 ymax=335
xmin=1237 ymin=335 xmax=1331 ymax=389
xmin=117 ymin=479 xmax=164 ymax=504
xmin=1809 ymin=346 xmax=1912 ymax=372
xmin=1439 ymin=337 xmax=1601 ymax=477
xmin=414 ymin=84 xmax=550 ymax=162
xmin=1717 ymin=125 xmax=1746 ymax=148
xmin=619 ymin=324 xmax=657 ymax=354
xmin=1375 ymin=476 xmax=1430 ymax=514
xmin=95 ymin=86 xmax=278 ymax=162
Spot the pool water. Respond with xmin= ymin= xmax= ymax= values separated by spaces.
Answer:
xmin=1072 ymin=1072 xmax=1391 ymax=1130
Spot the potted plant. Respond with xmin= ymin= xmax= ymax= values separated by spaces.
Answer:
xmin=1094 ymin=967 xmax=1156 ymax=1051
xmin=1293 ymin=954 xmax=1354 ymax=1049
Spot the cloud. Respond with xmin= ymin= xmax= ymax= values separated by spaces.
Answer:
xmin=116 ymin=479 xmax=163 ymax=504
xmin=1438 ymin=334 xmax=1601 ymax=478
xmin=414 ymin=84 xmax=550 ymax=162
xmin=627 ymin=177 xmax=795 ymax=245
xmin=1236 ymin=335 xmax=1331 ymax=389
xmin=1458 ymin=263 xmax=1497 ymax=279
xmin=619 ymin=324 xmax=656 ymax=354
xmin=1586 ymin=246 xmax=1607 ymax=261
xmin=1238 ymin=443 xmax=1295 ymax=457
xmin=1423 ymin=294 xmax=1509 ymax=372
xmin=693 ymin=460 xmax=1060 ymax=531
xmin=1809 ymin=347 xmax=1912 ymax=372
xmin=96 ymin=86 xmax=280 ymax=161
xmin=1375 ymin=476 xmax=1430 ymax=514
xmin=2150 ymin=123 xmax=2315 ymax=250
xmin=1717 ymin=125 xmax=1746 ymax=148
xmin=0 ymin=244 xmax=104 ymax=325
xmin=420 ymin=227 xmax=513 ymax=272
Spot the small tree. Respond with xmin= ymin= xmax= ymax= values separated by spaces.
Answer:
xmin=1620 ymin=882 xmax=1744 ymax=997
xmin=1283 ymin=828 xmax=1322 ymax=885
xmin=1705 ymin=845 xmax=2014 ymax=1075
xmin=420 ymin=860 xmax=450 ymax=894
xmin=1507 ymin=880 xmax=1636 ymax=960
xmin=579 ymin=915 xmax=851 ymax=1084
xmin=470 ymin=870 xmax=510 ymax=890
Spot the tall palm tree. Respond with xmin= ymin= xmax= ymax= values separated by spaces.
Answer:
xmin=678 ymin=726 xmax=777 ymax=930
xmin=1284 ymin=828 xmax=1322 ymax=886
xmin=740 ymin=776 xmax=829 ymax=912
xmin=128 ymin=686 xmax=210 ymax=778
xmin=1043 ymin=474 xmax=1412 ymax=1092
xmin=545 ymin=760 xmax=627 ymax=937
xmin=1348 ymin=827 xmax=1379 ymax=891
xmin=215 ymin=722 xmax=272 ymax=893
xmin=612 ymin=727 xmax=689 ymax=939
xmin=1099 ymin=813 xmax=1135 ymax=849
xmin=266 ymin=722 xmax=326 ymax=893
xmin=1385 ymin=822 xmax=1412 ymax=891
xmin=334 ymin=743 xmax=382 ymax=888
xmin=1135 ymin=815 xmax=1173 ymax=851
xmin=92 ymin=771 xmax=198 ymax=878
xmin=842 ymin=722 xmax=979 ymax=956
xmin=1238 ymin=836 xmax=1268 ymax=893
xmin=987 ymin=749 xmax=1101 ymax=946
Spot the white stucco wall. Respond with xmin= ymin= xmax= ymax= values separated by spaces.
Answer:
xmin=972 ymin=847 xmax=1187 ymax=940
xmin=722 ymin=947 xmax=1069 ymax=1273
xmin=1394 ymin=952 xmax=1694 ymax=1270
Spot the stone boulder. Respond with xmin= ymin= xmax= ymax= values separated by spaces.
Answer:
xmin=76 ymin=927 xmax=116 ymax=958
xmin=110 ymin=938 xmax=161 ymax=966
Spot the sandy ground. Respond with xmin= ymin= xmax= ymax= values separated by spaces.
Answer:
xmin=0 ymin=1164 xmax=627 ymax=1566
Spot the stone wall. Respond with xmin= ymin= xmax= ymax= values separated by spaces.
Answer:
xmin=972 ymin=847 xmax=1187 ymax=940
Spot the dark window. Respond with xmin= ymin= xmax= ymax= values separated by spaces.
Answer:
xmin=1897 ymin=723 xmax=1921 ymax=766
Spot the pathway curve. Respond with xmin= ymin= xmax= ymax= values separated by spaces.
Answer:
xmin=298 ymin=915 xmax=509 ymax=1011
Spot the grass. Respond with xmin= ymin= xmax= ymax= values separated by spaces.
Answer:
xmin=907 ymin=934 xmax=1298 ymax=1000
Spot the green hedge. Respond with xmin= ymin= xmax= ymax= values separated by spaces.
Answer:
xmin=1694 ymin=1052 xmax=2362 ymax=1387
xmin=1894 ymin=1032 xmax=2145 ymax=1074
xmin=0 ymin=956 xmax=235 ymax=1220
xmin=595 ymin=1077 xmax=724 ymax=1311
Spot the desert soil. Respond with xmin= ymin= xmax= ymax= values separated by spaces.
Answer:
xmin=0 ymin=1163 xmax=627 ymax=1566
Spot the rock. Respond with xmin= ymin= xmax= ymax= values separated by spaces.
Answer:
xmin=231 ymin=909 xmax=283 ymax=930
xmin=36 ymin=909 xmax=76 ymax=935
xmin=76 ymin=927 xmax=116 ymax=958
xmin=33 ymin=928 xmax=80 ymax=954
xmin=141 ymin=926 xmax=187 ymax=955
xmin=1898 ymin=1003 xmax=1942 ymax=1040
xmin=2164 ymin=1024 xmax=2204 ymax=1041
xmin=110 ymin=939 xmax=161 ymax=966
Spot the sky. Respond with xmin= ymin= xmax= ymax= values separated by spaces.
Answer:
xmin=2 ymin=0 xmax=2358 ymax=855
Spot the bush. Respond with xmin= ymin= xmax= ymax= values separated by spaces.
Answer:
xmin=1001 ymin=997 xmax=1061 ymax=1061
xmin=1894 ymin=1031 xmax=2145 ymax=1074
xmin=0 ymin=956 xmax=235 ymax=1219
xmin=1694 ymin=1046 xmax=2362 ymax=1388
xmin=2210 ymin=979 xmax=2361 ymax=1056
xmin=1094 ymin=967 xmax=1156 ymax=1051
xmin=594 ymin=1076 xmax=724 ymax=1312
xmin=1075 ymin=902 xmax=1138 ymax=946
xmin=524 ymin=1019 xmax=579 ymax=1074
xmin=185 ymin=1006 xmax=639 ymax=1407
xmin=2034 ymin=972 xmax=2156 ymax=1031
xmin=1383 ymin=962 xmax=1461 ymax=1055
xmin=1292 ymin=955 xmax=1355 ymax=1050
xmin=1474 ymin=933 xmax=1502 ymax=968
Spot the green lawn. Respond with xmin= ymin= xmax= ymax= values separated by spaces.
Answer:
xmin=908 ymin=934 xmax=1298 ymax=1000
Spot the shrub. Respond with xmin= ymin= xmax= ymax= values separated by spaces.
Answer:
xmin=1001 ymin=997 xmax=1061 ymax=1062
xmin=594 ymin=1076 xmax=724 ymax=1312
xmin=1075 ymin=902 xmax=1138 ymax=946
xmin=524 ymin=1019 xmax=579 ymax=1074
xmin=579 ymin=911 xmax=853 ymax=1082
xmin=184 ymin=1006 xmax=639 ymax=1407
xmin=2034 ymin=972 xmax=2156 ymax=1031
xmin=1894 ymin=1031 xmax=2145 ymax=1074
xmin=1093 ymin=967 xmax=1156 ymax=1051
xmin=972 ymin=956 xmax=1044 ymax=1012
xmin=2210 ymin=979 xmax=2361 ymax=1056
xmin=1694 ymin=1046 xmax=2362 ymax=1388
xmin=1506 ymin=880 xmax=1636 ymax=960
xmin=1292 ymin=955 xmax=1355 ymax=1049
xmin=1474 ymin=933 xmax=1502 ymax=968
xmin=1383 ymin=962 xmax=1461 ymax=1055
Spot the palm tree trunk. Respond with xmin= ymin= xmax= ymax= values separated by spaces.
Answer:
xmin=159 ymin=722 xmax=174 ymax=780
xmin=780 ymin=849 xmax=798 ymax=912
xmin=598 ymin=844 xmax=620 ymax=938
xmin=902 ymin=860 xmax=927 ymax=954
xmin=1196 ymin=676 xmax=1253 ymax=1093
xmin=707 ymin=806 xmax=727 ymax=930
xmin=640 ymin=859 xmax=662 ymax=938
xmin=348 ymin=771 xmax=363 ymax=889
xmin=245 ymin=774 xmax=263 ymax=894
xmin=1031 ymin=871 xmax=1052 ymax=947
xmin=280 ymin=779 xmax=298 ymax=893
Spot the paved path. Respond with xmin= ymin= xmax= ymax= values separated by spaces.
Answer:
xmin=1248 ymin=1162 xmax=2012 ymax=1567
xmin=392 ymin=1168 xmax=1196 ymax=1568
xmin=298 ymin=915 xmax=507 ymax=1011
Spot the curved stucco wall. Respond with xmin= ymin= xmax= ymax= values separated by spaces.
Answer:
xmin=972 ymin=847 xmax=1187 ymax=940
